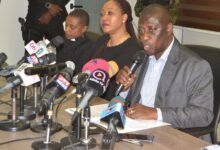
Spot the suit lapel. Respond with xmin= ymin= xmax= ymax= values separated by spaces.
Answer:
xmin=155 ymin=39 xmax=181 ymax=106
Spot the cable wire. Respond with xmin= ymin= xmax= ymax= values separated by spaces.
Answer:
xmin=0 ymin=136 xmax=44 ymax=145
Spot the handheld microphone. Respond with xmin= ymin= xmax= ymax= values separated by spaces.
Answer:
xmin=100 ymin=96 xmax=126 ymax=128
xmin=24 ymin=61 xmax=74 ymax=76
xmin=72 ymin=69 xmax=110 ymax=121
xmin=0 ymin=52 xmax=7 ymax=66
xmin=36 ymin=67 xmax=74 ymax=115
xmin=115 ymin=50 xmax=146 ymax=96
xmin=0 ymin=63 xmax=41 ymax=93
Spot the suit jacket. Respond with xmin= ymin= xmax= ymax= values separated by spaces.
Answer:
xmin=126 ymin=39 xmax=214 ymax=128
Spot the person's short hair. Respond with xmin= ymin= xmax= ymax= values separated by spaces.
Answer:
xmin=69 ymin=9 xmax=90 ymax=26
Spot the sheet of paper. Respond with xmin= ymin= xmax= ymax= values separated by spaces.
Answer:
xmin=65 ymin=104 xmax=170 ymax=133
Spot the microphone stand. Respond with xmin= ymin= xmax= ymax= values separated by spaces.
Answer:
xmin=30 ymin=75 xmax=62 ymax=133
xmin=60 ymin=86 xmax=84 ymax=148
xmin=100 ymin=117 xmax=120 ymax=150
xmin=0 ymin=87 xmax=30 ymax=131
xmin=32 ymin=101 xmax=62 ymax=150
xmin=80 ymin=105 xmax=96 ymax=148
xmin=62 ymin=105 xmax=97 ymax=150
xmin=8 ymin=85 xmax=36 ymax=121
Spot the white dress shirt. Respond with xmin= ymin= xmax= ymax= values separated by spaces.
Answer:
xmin=120 ymin=37 xmax=174 ymax=121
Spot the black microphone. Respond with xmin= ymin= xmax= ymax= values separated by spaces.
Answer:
xmin=115 ymin=50 xmax=146 ymax=96
xmin=24 ymin=61 xmax=75 ymax=76
xmin=36 ymin=67 xmax=74 ymax=115
xmin=100 ymin=96 xmax=126 ymax=128
xmin=100 ymin=96 xmax=126 ymax=150
xmin=0 ymin=52 xmax=7 ymax=66
xmin=72 ymin=70 xmax=91 ymax=84
xmin=46 ymin=35 xmax=64 ymax=53
xmin=0 ymin=63 xmax=41 ymax=93
xmin=25 ymin=53 xmax=56 ymax=65
xmin=72 ymin=69 xmax=110 ymax=121
xmin=36 ymin=53 xmax=56 ymax=65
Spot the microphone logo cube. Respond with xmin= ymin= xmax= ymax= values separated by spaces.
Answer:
xmin=87 ymin=69 xmax=110 ymax=95
xmin=55 ymin=74 xmax=71 ymax=91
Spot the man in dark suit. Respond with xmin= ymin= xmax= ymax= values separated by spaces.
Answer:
xmin=116 ymin=4 xmax=213 ymax=129
xmin=24 ymin=0 xmax=70 ymax=44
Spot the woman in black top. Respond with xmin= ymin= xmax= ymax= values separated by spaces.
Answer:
xmin=84 ymin=0 xmax=141 ymax=100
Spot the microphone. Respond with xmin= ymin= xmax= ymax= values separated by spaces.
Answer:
xmin=115 ymin=50 xmax=146 ymax=96
xmin=82 ymin=58 xmax=109 ymax=72
xmin=46 ymin=35 xmax=64 ymax=54
xmin=0 ymin=65 xmax=16 ymax=77
xmin=36 ymin=67 xmax=74 ymax=115
xmin=38 ymin=53 xmax=56 ymax=65
xmin=25 ymin=40 xmax=39 ymax=55
xmin=108 ymin=61 xmax=119 ymax=78
xmin=100 ymin=96 xmax=126 ymax=128
xmin=35 ymin=36 xmax=64 ymax=57
xmin=0 ymin=52 xmax=7 ymax=66
xmin=24 ymin=61 xmax=75 ymax=76
xmin=0 ymin=63 xmax=41 ymax=93
xmin=99 ymin=96 xmax=126 ymax=150
xmin=25 ymin=36 xmax=64 ymax=57
xmin=26 ymin=53 xmax=56 ymax=65
xmin=72 ymin=59 xmax=119 ymax=84
xmin=72 ymin=68 xmax=110 ymax=121
xmin=72 ymin=58 xmax=109 ymax=84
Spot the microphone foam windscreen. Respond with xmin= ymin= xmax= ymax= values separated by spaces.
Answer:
xmin=0 ymin=52 xmax=7 ymax=64
xmin=45 ymin=53 xmax=56 ymax=64
xmin=133 ymin=50 xmax=146 ymax=64
xmin=100 ymin=96 xmax=126 ymax=128
xmin=108 ymin=61 xmax=119 ymax=78
xmin=82 ymin=58 xmax=109 ymax=73
xmin=108 ymin=96 xmax=125 ymax=107
xmin=65 ymin=61 xmax=75 ymax=71
xmin=87 ymin=69 xmax=110 ymax=96
xmin=51 ymin=35 xmax=64 ymax=47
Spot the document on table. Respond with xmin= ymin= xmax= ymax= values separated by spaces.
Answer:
xmin=65 ymin=104 xmax=170 ymax=134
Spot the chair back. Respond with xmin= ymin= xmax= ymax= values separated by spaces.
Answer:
xmin=186 ymin=45 xmax=220 ymax=143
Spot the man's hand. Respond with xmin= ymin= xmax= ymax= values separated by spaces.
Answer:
xmin=48 ymin=4 xmax=63 ymax=16
xmin=126 ymin=104 xmax=157 ymax=120
xmin=116 ymin=65 xmax=136 ymax=91
xmin=38 ymin=11 xmax=52 ymax=24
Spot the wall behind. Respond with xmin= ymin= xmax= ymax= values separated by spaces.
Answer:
xmin=0 ymin=0 xmax=28 ymax=65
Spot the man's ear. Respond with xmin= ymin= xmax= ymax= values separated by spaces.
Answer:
xmin=82 ymin=26 xmax=88 ymax=33
xmin=167 ymin=22 xmax=173 ymax=36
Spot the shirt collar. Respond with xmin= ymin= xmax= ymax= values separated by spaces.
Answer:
xmin=149 ymin=37 xmax=174 ymax=62
xmin=70 ymin=38 xmax=76 ymax=42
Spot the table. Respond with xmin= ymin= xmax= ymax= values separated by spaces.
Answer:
xmin=0 ymin=86 xmax=210 ymax=150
